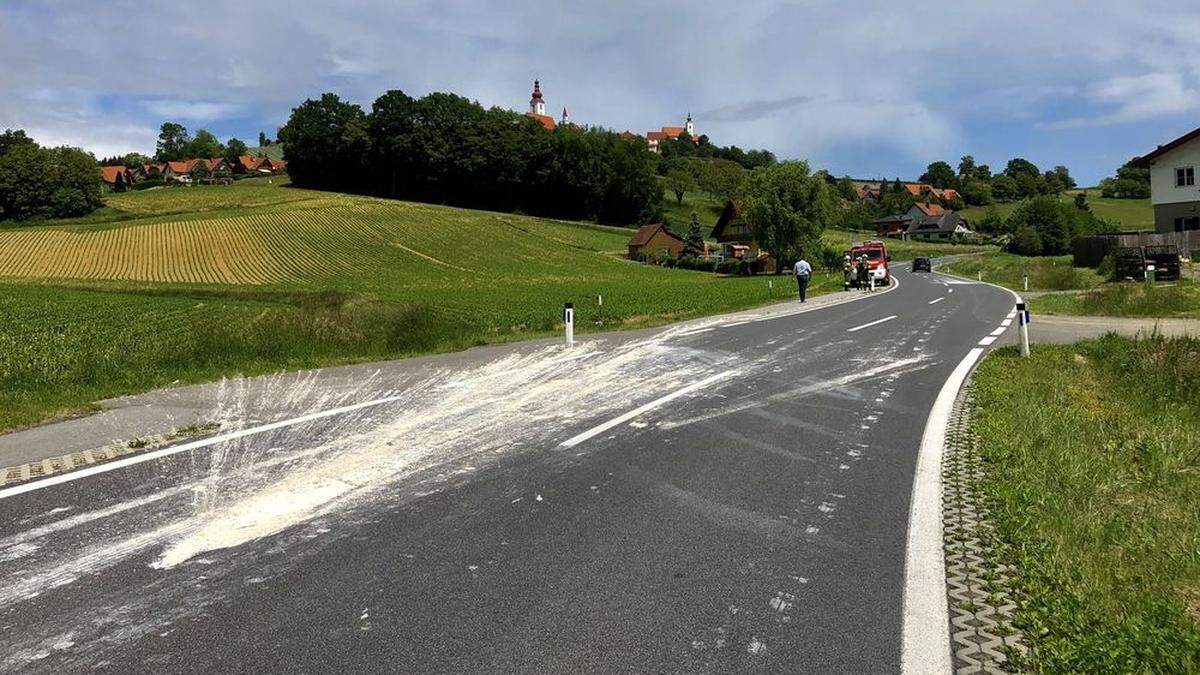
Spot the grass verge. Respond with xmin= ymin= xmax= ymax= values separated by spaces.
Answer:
xmin=941 ymin=252 xmax=1104 ymax=291
xmin=971 ymin=335 xmax=1200 ymax=671
xmin=1029 ymin=279 xmax=1200 ymax=318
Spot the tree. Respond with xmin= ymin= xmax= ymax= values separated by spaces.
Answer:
xmin=665 ymin=165 xmax=696 ymax=204
xmin=1004 ymin=157 xmax=1041 ymax=179
xmin=0 ymin=129 xmax=35 ymax=158
xmin=259 ymin=131 xmax=271 ymax=147
xmin=735 ymin=161 xmax=833 ymax=273
xmin=979 ymin=204 xmax=1004 ymax=234
xmin=186 ymin=129 xmax=224 ymax=160
xmin=960 ymin=179 xmax=994 ymax=206
xmin=278 ymin=93 xmax=370 ymax=192
xmin=991 ymin=174 xmax=1020 ymax=202
xmin=155 ymin=122 xmax=191 ymax=162
xmin=189 ymin=161 xmax=211 ymax=182
xmin=833 ymin=176 xmax=857 ymax=201
xmin=1009 ymin=225 xmax=1042 ymax=256
xmin=1050 ymin=165 xmax=1076 ymax=189
xmin=694 ymin=158 xmax=746 ymax=201
xmin=919 ymin=161 xmax=957 ymax=189
xmin=683 ymin=213 xmax=704 ymax=258
xmin=1074 ymin=191 xmax=1090 ymax=211
xmin=120 ymin=152 xmax=153 ymax=169
xmin=957 ymin=155 xmax=977 ymax=179
xmin=0 ymin=137 xmax=101 ymax=221
xmin=224 ymin=137 xmax=248 ymax=165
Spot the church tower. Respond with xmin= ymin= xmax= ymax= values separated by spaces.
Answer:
xmin=561 ymin=107 xmax=570 ymax=126
xmin=685 ymin=112 xmax=694 ymax=136
xmin=530 ymin=80 xmax=546 ymax=117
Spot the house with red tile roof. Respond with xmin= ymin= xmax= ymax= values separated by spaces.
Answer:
xmin=645 ymin=114 xmax=696 ymax=154
xmin=627 ymin=223 xmax=685 ymax=260
xmin=99 ymin=165 xmax=133 ymax=191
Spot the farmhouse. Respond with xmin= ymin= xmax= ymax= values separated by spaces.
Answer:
xmin=627 ymin=222 xmax=684 ymax=260
xmin=710 ymin=200 xmax=778 ymax=271
xmin=854 ymin=181 xmax=959 ymax=202
xmin=100 ymin=165 xmax=133 ymax=191
xmin=1129 ymin=126 xmax=1200 ymax=232
xmin=873 ymin=202 xmax=974 ymax=240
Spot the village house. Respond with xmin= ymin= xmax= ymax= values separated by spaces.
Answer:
xmin=627 ymin=222 xmax=685 ymax=260
xmin=1129 ymin=126 xmax=1200 ymax=232
xmin=99 ymin=165 xmax=133 ymax=191
xmin=710 ymin=200 xmax=777 ymax=271
xmin=645 ymin=114 xmax=696 ymax=154
xmin=854 ymin=181 xmax=959 ymax=202
xmin=872 ymin=201 xmax=974 ymax=241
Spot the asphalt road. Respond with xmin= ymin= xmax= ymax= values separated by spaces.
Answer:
xmin=0 ymin=269 xmax=1015 ymax=674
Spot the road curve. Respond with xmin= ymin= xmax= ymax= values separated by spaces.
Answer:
xmin=0 ymin=269 xmax=1015 ymax=673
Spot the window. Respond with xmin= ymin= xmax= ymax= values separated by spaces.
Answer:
xmin=1176 ymin=166 xmax=1195 ymax=187
xmin=1174 ymin=216 xmax=1200 ymax=232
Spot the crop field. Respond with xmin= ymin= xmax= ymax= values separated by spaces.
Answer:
xmin=0 ymin=180 xmax=980 ymax=429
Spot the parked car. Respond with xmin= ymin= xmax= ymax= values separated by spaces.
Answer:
xmin=911 ymin=256 xmax=932 ymax=273
xmin=1113 ymin=246 xmax=1146 ymax=280
xmin=1143 ymin=245 xmax=1181 ymax=281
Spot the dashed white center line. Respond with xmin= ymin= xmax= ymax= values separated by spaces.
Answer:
xmin=1000 ymin=318 xmax=1012 ymax=327
xmin=928 ymin=297 xmax=945 ymax=305
xmin=978 ymin=335 xmax=998 ymax=346
xmin=846 ymin=315 xmax=898 ymax=333
xmin=559 ymin=371 xmax=731 ymax=448
xmin=989 ymin=326 xmax=1007 ymax=337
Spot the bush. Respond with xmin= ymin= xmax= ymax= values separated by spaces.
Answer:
xmin=1097 ymin=252 xmax=1115 ymax=280
xmin=133 ymin=178 xmax=164 ymax=190
xmin=1009 ymin=226 xmax=1043 ymax=256
xmin=49 ymin=186 xmax=92 ymax=218
xmin=715 ymin=259 xmax=738 ymax=274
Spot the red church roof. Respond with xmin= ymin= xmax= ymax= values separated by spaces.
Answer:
xmin=527 ymin=113 xmax=557 ymax=130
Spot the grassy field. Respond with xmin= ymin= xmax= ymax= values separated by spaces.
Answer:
xmin=0 ymin=180 xmax=863 ymax=430
xmin=940 ymin=252 xmax=1104 ymax=291
xmin=960 ymin=191 xmax=1153 ymax=231
xmin=972 ymin=336 xmax=1200 ymax=671
xmin=659 ymin=185 xmax=726 ymax=233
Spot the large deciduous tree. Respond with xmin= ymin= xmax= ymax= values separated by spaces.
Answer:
xmin=919 ymin=161 xmax=958 ymax=189
xmin=186 ymin=129 xmax=225 ymax=160
xmin=736 ymin=161 xmax=833 ymax=272
xmin=665 ymin=165 xmax=695 ymax=204
xmin=0 ymin=132 xmax=101 ymax=221
xmin=155 ymin=122 xmax=191 ymax=162
xmin=224 ymin=138 xmax=248 ymax=165
xmin=278 ymin=93 xmax=370 ymax=192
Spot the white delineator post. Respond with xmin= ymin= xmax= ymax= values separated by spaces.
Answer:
xmin=1017 ymin=301 xmax=1030 ymax=357
xmin=564 ymin=302 xmax=575 ymax=347
xmin=597 ymin=294 xmax=603 ymax=326
xmin=1023 ymin=273 xmax=1029 ymax=292
xmin=1146 ymin=263 xmax=1156 ymax=286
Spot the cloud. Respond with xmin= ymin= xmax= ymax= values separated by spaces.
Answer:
xmin=1041 ymin=73 xmax=1200 ymax=130
xmin=699 ymin=95 xmax=815 ymax=123
xmin=2 ymin=0 xmax=1200 ymax=182
xmin=142 ymin=100 xmax=245 ymax=122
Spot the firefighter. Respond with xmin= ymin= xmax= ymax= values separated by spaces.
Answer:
xmin=857 ymin=255 xmax=870 ymax=291
xmin=843 ymin=254 xmax=854 ymax=289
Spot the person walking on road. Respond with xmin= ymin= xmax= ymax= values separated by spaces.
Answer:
xmin=793 ymin=256 xmax=812 ymax=303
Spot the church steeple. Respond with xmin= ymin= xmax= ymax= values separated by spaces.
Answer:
xmin=530 ymin=80 xmax=546 ymax=117
xmin=685 ymin=111 xmax=694 ymax=136
xmin=561 ymin=107 xmax=570 ymax=125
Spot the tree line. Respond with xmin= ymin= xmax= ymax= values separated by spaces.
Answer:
xmin=0 ymin=129 xmax=103 ymax=221
xmin=278 ymin=91 xmax=663 ymax=226
xmin=914 ymin=156 xmax=1077 ymax=206
xmin=654 ymin=132 xmax=776 ymax=172
xmin=152 ymin=123 xmax=252 ymax=166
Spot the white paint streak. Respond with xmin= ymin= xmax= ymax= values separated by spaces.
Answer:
xmin=846 ymin=315 xmax=898 ymax=333
xmin=927 ymin=297 xmax=945 ymax=305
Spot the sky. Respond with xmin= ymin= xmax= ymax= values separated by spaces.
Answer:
xmin=3 ymin=1 xmax=1200 ymax=186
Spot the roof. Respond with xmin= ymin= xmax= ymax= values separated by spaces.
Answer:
xmin=909 ymin=211 xmax=971 ymax=234
xmin=166 ymin=160 xmax=195 ymax=173
xmin=937 ymin=188 xmax=960 ymax=200
xmin=100 ymin=166 xmax=128 ymax=183
xmin=873 ymin=214 xmax=911 ymax=225
xmin=711 ymin=200 xmax=752 ymax=242
xmin=627 ymin=223 xmax=683 ymax=247
xmin=238 ymin=155 xmax=262 ymax=171
xmin=903 ymin=183 xmax=935 ymax=196
xmin=1130 ymin=126 xmax=1200 ymax=168
xmin=912 ymin=202 xmax=946 ymax=217
xmin=526 ymin=112 xmax=557 ymax=130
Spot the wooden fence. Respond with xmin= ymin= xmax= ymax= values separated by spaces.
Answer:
xmin=1073 ymin=230 xmax=1200 ymax=267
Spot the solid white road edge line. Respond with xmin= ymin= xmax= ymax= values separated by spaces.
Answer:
xmin=0 ymin=393 xmax=409 ymax=500
xmin=902 ymin=345 xmax=986 ymax=675
xmin=559 ymin=372 xmax=730 ymax=448
xmin=928 ymin=297 xmax=945 ymax=305
xmin=847 ymin=315 xmax=898 ymax=333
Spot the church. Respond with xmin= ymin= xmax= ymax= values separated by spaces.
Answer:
xmin=525 ymin=80 xmax=570 ymax=131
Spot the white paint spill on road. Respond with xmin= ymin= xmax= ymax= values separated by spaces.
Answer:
xmin=928 ymin=297 xmax=945 ymax=305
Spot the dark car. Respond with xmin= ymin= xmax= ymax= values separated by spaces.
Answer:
xmin=911 ymin=256 xmax=932 ymax=272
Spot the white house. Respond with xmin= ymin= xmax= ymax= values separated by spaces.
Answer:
xmin=1130 ymin=127 xmax=1200 ymax=233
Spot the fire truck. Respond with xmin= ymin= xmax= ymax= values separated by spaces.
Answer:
xmin=843 ymin=240 xmax=891 ymax=289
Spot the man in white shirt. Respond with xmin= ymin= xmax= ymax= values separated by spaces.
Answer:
xmin=793 ymin=257 xmax=813 ymax=302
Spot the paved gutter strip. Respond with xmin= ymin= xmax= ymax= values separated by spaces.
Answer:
xmin=1 ymin=424 xmax=219 ymax=488
xmin=942 ymin=386 xmax=1029 ymax=673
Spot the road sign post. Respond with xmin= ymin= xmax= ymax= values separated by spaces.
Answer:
xmin=564 ymin=302 xmax=575 ymax=347
xmin=1017 ymin=301 xmax=1030 ymax=357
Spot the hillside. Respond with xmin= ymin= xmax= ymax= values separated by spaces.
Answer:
xmin=0 ymin=180 xmax=841 ymax=429
xmin=960 ymin=191 xmax=1152 ymax=231
xmin=244 ymin=143 xmax=285 ymax=161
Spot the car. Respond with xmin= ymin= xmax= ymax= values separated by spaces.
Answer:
xmin=911 ymin=256 xmax=932 ymax=273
